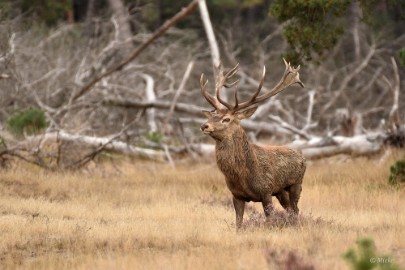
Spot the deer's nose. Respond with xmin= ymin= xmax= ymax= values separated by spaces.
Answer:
xmin=201 ymin=123 xmax=209 ymax=131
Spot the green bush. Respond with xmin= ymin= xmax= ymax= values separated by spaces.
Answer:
xmin=7 ymin=108 xmax=48 ymax=136
xmin=270 ymin=0 xmax=350 ymax=64
xmin=145 ymin=131 xmax=163 ymax=144
xmin=399 ymin=48 xmax=405 ymax=67
xmin=343 ymin=238 xmax=402 ymax=270
xmin=0 ymin=135 xmax=6 ymax=149
xmin=389 ymin=158 xmax=405 ymax=186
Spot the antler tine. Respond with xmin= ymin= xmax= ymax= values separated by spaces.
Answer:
xmin=224 ymin=63 xmax=240 ymax=87
xmin=233 ymin=87 xmax=239 ymax=110
xmin=283 ymin=58 xmax=303 ymax=87
xmin=234 ymin=59 xmax=304 ymax=112
xmin=223 ymin=68 xmax=240 ymax=89
xmin=215 ymin=63 xmax=240 ymax=110
xmin=248 ymin=65 xmax=266 ymax=102
xmin=233 ymin=65 xmax=266 ymax=111
xmin=216 ymin=88 xmax=234 ymax=110
xmin=200 ymin=73 xmax=221 ymax=110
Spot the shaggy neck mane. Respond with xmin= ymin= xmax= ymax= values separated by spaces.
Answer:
xmin=215 ymin=126 xmax=257 ymax=177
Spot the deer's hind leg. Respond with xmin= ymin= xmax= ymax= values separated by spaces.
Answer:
xmin=288 ymin=183 xmax=302 ymax=214
xmin=275 ymin=190 xmax=291 ymax=211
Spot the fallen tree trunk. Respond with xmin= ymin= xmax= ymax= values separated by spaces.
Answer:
xmin=189 ymin=133 xmax=401 ymax=159
xmin=2 ymin=130 xmax=401 ymax=169
xmin=289 ymin=134 xmax=386 ymax=159
xmin=53 ymin=131 xmax=165 ymax=159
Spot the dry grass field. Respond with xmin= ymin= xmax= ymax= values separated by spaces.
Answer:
xmin=0 ymin=151 xmax=404 ymax=270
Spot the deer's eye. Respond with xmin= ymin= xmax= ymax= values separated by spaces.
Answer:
xmin=221 ymin=117 xmax=231 ymax=123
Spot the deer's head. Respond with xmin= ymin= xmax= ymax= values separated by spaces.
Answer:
xmin=200 ymin=60 xmax=304 ymax=141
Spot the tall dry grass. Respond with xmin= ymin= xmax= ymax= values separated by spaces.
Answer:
xmin=0 ymin=152 xmax=404 ymax=270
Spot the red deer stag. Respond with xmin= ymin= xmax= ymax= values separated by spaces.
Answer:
xmin=200 ymin=60 xmax=306 ymax=229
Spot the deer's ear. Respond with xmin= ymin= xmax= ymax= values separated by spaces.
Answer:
xmin=236 ymin=107 xmax=257 ymax=120
xmin=202 ymin=110 xmax=213 ymax=118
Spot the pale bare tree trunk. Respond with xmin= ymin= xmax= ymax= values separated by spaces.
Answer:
xmin=198 ymin=0 xmax=220 ymax=68
xmin=86 ymin=0 xmax=95 ymax=20
xmin=387 ymin=57 xmax=401 ymax=131
xmin=108 ymin=0 xmax=133 ymax=57
xmin=351 ymin=1 xmax=362 ymax=62
xmin=198 ymin=0 xmax=232 ymax=102
xmin=141 ymin=74 xmax=158 ymax=133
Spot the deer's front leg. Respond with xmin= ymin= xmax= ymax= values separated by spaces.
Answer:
xmin=232 ymin=197 xmax=245 ymax=230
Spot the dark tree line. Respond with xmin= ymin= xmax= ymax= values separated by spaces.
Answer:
xmin=1 ymin=0 xmax=403 ymax=65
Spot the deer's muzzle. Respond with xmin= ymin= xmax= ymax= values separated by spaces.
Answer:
xmin=201 ymin=123 xmax=213 ymax=134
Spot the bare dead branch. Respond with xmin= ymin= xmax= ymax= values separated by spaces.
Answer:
xmin=268 ymin=115 xmax=311 ymax=140
xmin=164 ymin=61 xmax=194 ymax=129
xmin=321 ymin=44 xmax=376 ymax=114
xmin=71 ymin=0 xmax=199 ymax=102
xmin=103 ymin=98 xmax=205 ymax=116
xmin=0 ymin=33 xmax=15 ymax=64
xmin=0 ymin=73 xmax=10 ymax=80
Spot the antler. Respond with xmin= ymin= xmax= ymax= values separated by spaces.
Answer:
xmin=215 ymin=63 xmax=240 ymax=110
xmin=234 ymin=59 xmax=304 ymax=112
xmin=200 ymin=74 xmax=221 ymax=110
xmin=200 ymin=63 xmax=240 ymax=110
xmin=200 ymin=59 xmax=303 ymax=112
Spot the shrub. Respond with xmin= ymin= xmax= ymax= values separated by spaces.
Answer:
xmin=399 ymin=48 xmax=405 ymax=67
xmin=389 ymin=158 xmax=405 ymax=186
xmin=145 ymin=131 xmax=163 ymax=144
xmin=0 ymin=135 xmax=5 ymax=147
xmin=343 ymin=238 xmax=402 ymax=270
xmin=7 ymin=108 xmax=48 ymax=136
